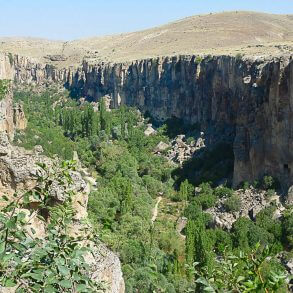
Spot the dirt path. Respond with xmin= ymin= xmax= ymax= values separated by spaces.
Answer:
xmin=151 ymin=196 xmax=162 ymax=223
xmin=176 ymin=217 xmax=187 ymax=239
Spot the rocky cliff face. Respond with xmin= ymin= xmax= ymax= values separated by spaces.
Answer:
xmin=0 ymin=52 xmax=292 ymax=190
xmin=0 ymin=86 xmax=125 ymax=293
xmin=0 ymin=82 xmax=27 ymax=140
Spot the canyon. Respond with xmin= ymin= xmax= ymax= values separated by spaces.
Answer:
xmin=0 ymin=11 xmax=292 ymax=192
xmin=0 ymin=11 xmax=292 ymax=291
xmin=0 ymin=52 xmax=292 ymax=193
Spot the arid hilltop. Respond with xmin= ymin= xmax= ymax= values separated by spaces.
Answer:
xmin=0 ymin=11 xmax=292 ymax=66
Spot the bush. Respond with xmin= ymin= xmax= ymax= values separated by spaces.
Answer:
xmin=235 ymin=53 xmax=243 ymax=60
xmin=214 ymin=186 xmax=234 ymax=198
xmin=213 ymin=229 xmax=233 ymax=254
xmin=184 ymin=200 xmax=212 ymax=224
xmin=195 ymin=244 xmax=288 ymax=292
xmin=0 ymin=161 xmax=101 ymax=292
xmin=262 ymin=176 xmax=274 ymax=190
xmin=224 ymin=195 xmax=241 ymax=212
xmin=195 ymin=183 xmax=217 ymax=209
xmin=265 ymin=189 xmax=275 ymax=198
xmin=242 ymin=181 xmax=250 ymax=190
xmin=282 ymin=209 xmax=293 ymax=248
xmin=0 ymin=79 xmax=10 ymax=100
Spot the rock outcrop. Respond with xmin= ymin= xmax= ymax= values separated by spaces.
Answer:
xmin=162 ymin=134 xmax=205 ymax=165
xmin=0 ymin=87 xmax=125 ymax=293
xmin=207 ymin=188 xmax=285 ymax=230
xmin=0 ymin=84 xmax=26 ymax=140
xmin=0 ymin=52 xmax=292 ymax=191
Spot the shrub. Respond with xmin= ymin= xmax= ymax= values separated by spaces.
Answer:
xmin=213 ymin=229 xmax=233 ymax=254
xmin=0 ymin=79 xmax=10 ymax=101
xmin=195 ymin=244 xmax=288 ymax=292
xmin=282 ymin=209 xmax=293 ymax=248
xmin=214 ymin=186 xmax=234 ymax=198
xmin=235 ymin=53 xmax=243 ymax=60
xmin=262 ymin=176 xmax=274 ymax=190
xmin=195 ymin=56 xmax=203 ymax=64
xmin=186 ymin=136 xmax=195 ymax=145
xmin=242 ymin=181 xmax=250 ymax=190
xmin=224 ymin=195 xmax=241 ymax=212
xmin=265 ymin=189 xmax=275 ymax=198
xmin=194 ymin=183 xmax=217 ymax=209
xmin=0 ymin=161 xmax=101 ymax=292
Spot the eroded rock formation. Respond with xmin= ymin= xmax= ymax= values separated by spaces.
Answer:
xmin=0 ymin=86 xmax=125 ymax=293
xmin=0 ymin=52 xmax=292 ymax=191
xmin=0 ymin=84 xmax=26 ymax=140
xmin=207 ymin=188 xmax=285 ymax=230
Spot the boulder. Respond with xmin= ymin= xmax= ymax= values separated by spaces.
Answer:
xmin=144 ymin=124 xmax=156 ymax=136
xmin=154 ymin=141 xmax=169 ymax=153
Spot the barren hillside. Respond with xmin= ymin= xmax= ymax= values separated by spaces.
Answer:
xmin=0 ymin=11 xmax=292 ymax=65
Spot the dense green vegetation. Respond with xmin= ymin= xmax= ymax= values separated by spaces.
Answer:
xmin=14 ymin=87 xmax=292 ymax=292
xmin=0 ymin=161 xmax=103 ymax=292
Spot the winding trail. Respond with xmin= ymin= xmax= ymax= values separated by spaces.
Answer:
xmin=151 ymin=196 xmax=162 ymax=223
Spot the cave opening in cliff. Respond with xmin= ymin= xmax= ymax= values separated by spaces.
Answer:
xmin=284 ymin=164 xmax=290 ymax=174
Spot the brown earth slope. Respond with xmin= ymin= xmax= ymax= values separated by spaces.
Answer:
xmin=0 ymin=11 xmax=292 ymax=65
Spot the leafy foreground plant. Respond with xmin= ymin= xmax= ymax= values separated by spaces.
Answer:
xmin=0 ymin=80 xmax=10 ymax=101
xmin=0 ymin=161 xmax=104 ymax=292
xmin=193 ymin=243 xmax=288 ymax=292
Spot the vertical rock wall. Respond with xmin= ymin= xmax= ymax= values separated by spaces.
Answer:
xmin=0 ymin=83 xmax=27 ymax=140
xmin=0 ymin=52 xmax=292 ymax=189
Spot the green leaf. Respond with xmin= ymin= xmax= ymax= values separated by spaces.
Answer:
xmin=59 ymin=280 xmax=72 ymax=288
xmin=29 ymin=272 xmax=43 ymax=281
xmin=5 ymin=278 xmax=17 ymax=287
xmin=76 ymin=284 xmax=88 ymax=292
xmin=44 ymin=285 xmax=57 ymax=293
xmin=6 ymin=218 xmax=16 ymax=229
xmin=237 ymin=276 xmax=245 ymax=282
xmin=1 ymin=195 xmax=9 ymax=202
xmin=0 ymin=241 xmax=5 ymax=254
xmin=58 ymin=265 xmax=70 ymax=276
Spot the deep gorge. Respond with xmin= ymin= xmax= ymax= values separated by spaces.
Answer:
xmin=0 ymin=53 xmax=292 ymax=191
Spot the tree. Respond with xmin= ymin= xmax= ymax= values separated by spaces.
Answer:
xmin=185 ymin=220 xmax=196 ymax=272
xmin=0 ymin=161 xmax=102 ymax=292
xmin=178 ymin=179 xmax=190 ymax=201
xmin=195 ymin=244 xmax=288 ymax=292
xmin=100 ymin=98 xmax=111 ymax=134
xmin=120 ymin=105 xmax=126 ymax=139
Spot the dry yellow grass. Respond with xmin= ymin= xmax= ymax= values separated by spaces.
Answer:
xmin=0 ymin=11 xmax=292 ymax=66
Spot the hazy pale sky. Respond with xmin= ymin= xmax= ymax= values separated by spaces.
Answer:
xmin=1 ymin=0 xmax=292 ymax=40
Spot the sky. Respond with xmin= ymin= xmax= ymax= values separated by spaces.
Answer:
xmin=0 ymin=0 xmax=292 ymax=40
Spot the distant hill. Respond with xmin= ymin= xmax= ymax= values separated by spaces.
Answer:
xmin=0 ymin=11 xmax=292 ymax=64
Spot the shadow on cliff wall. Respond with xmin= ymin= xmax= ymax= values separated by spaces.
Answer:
xmin=172 ymin=143 xmax=235 ymax=189
xmin=144 ymin=113 xmax=200 ymax=139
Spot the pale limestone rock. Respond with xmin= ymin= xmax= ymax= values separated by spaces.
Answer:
xmin=207 ymin=188 xmax=285 ymax=230
xmin=154 ymin=141 xmax=169 ymax=153
xmin=144 ymin=124 xmax=156 ymax=136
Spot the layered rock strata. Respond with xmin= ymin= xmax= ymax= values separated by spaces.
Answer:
xmin=0 ymin=52 xmax=292 ymax=190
